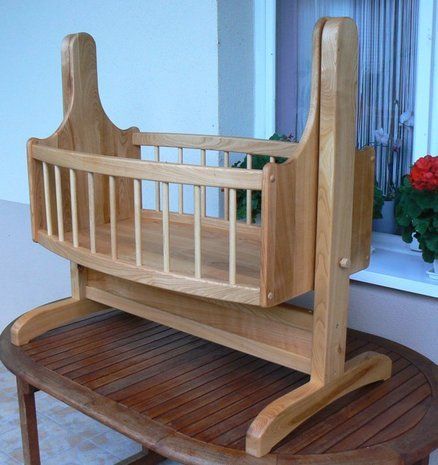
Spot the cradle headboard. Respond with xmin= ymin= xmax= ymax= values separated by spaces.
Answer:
xmin=27 ymin=33 xmax=140 ymax=239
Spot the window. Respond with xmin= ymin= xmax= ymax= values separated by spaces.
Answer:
xmin=276 ymin=0 xmax=419 ymax=199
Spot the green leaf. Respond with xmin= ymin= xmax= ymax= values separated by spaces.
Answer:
xmin=401 ymin=228 xmax=413 ymax=243
xmin=412 ymin=217 xmax=430 ymax=235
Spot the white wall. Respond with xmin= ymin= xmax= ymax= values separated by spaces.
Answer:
xmin=0 ymin=0 xmax=219 ymax=205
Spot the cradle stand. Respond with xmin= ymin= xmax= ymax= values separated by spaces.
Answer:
xmin=11 ymin=17 xmax=391 ymax=457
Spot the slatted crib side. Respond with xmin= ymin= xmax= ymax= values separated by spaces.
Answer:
xmin=31 ymin=144 xmax=264 ymax=303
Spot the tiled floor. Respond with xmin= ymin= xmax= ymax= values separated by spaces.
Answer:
xmin=0 ymin=362 xmax=178 ymax=465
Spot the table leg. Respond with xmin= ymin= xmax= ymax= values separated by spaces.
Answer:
xmin=17 ymin=378 xmax=41 ymax=465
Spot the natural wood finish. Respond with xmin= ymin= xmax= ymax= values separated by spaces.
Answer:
xmin=115 ymin=450 xmax=166 ymax=465
xmin=87 ymin=172 xmax=96 ymax=253
xmin=223 ymin=151 xmax=229 ymax=220
xmin=350 ymin=146 xmax=375 ymax=273
xmin=246 ymin=351 xmax=392 ymax=456
xmin=154 ymin=146 xmax=160 ymax=211
xmin=259 ymin=18 xmax=325 ymax=306
xmin=194 ymin=185 xmax=202 ymax=279
xmin=85 ymin=286 xmax=311 ymax=373
xmin=162 ymin=182 xmax=170 ymax=272
xmin=21 ymin=21 xmax=395 ymax=460
xmin=133 ymin=132 xmax=299 ymax=158
xmin=27 ymin=33 xmax=140 ymax=239
xmin=248 ymin=18 xmax=392 ymax=455
xmin=1 ymin=314 xmax=436 ymax=465
xmin=201 ymin=149 xmax=206 ymax=216
xmin=10 ymin=297 xmax=107 ymax=346
xmin=246 ymin=154 xmax=253 ymax=224
xmin=42 ymin=162 xmax=53 ymax=236
xmin=229 ymin=188 xmax=237 ymax=285
xmin=85 ymin=271 xmax=313 ymax=371
xmin=69 ymin=168 xmax=79 ymax=247
xmin=54 ymin=165 xmax=64 ymax=241
xmin=17 ymin=378 xmax=40 ymax=465
xmin=32 ymin=145 xmax=263 ymax=190
xmin=178 ymin=147 xmax=183 ymax=214
xmin=38 ymin=231 xmax=260 ymax=305
xmin=311 ymin=17 xmax=358 ymax=384
xmin=134 ymin=179 xmax=142 ymax=266
xmin=110 ymin=175 xmax=117 ymax=260
xmin=70 ymin=261 xmax=86 ymax=299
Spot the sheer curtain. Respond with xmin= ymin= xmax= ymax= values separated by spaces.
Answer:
xmin=276 ymin=0 xmax=418 ymax=196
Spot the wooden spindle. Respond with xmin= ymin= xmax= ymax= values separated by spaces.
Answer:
xmin=42 ymin=162 xmax=53 ymax=236
xmin=246 ymin=154 xmax=252 ymax=224
xmin=69 ymin=169 xmax=78 ymax=248
xmin=201 ymin=149 xmax=206 ymax=216
xmin=162 ymin=182 xmax=170 ymax=272
xmin=109 ymin=175 xmax=117 ymax=260
xmin=154 ymin=146 xmax=160 ymax=211
xmin=54 ymin=165 xmax=63 ymax=241
xmin=194 ymin=185 xmax=201 ymax=278
xmin=224 ymin=151 xmax=230 ymax=220
xmin=229 ymin=188 xmax=237 ymax=285
xmin=178 ymin=147 xmax=184 ymax=214
xmin=134 ymin=179 xmax=142 ymax=266
xmin=87 ymin=172 xmax=96 ymax=253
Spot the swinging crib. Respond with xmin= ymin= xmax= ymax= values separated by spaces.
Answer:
xmin=11 ymin=17 xmax=392 ymax=457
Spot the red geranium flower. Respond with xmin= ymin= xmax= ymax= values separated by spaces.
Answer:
xmin=409 ymin=155 xmax=438 ymax=191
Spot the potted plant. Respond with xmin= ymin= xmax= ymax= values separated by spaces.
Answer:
xmin=233 ymin=133 xmax=289 ymax=223
xmin=395 ymin=155 xmax=438 ymax=275
xmin=373 ymin=182 xmax=384 ymax=220
xmin=372 ymin=103 xmax=414 ymax=234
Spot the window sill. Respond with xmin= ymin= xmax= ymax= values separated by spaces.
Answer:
xmin=351 ymin=232 xmax=438 ymax=299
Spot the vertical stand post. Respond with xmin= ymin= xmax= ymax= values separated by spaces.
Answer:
xmin=245 ymin=19 xmax=391 ymax=457
xmin=310 ymin=18 xmax=358 ymax=384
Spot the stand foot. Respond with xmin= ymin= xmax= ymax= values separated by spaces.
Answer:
xmin=246 ymin=351 xmax=392 ymax=457
xmin=11 ymin=297 xmax=108 ymax=346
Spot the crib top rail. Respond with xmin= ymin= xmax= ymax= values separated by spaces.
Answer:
xmin=32 ymin=144 xmax=263 ymax=190
xmin=133 ymin=132 xmax=299 ymax=158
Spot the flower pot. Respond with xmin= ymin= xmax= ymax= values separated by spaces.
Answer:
xmin=410 ymin=235 xmax=421 ymax=252
xmin=427 ymin=259 xmax=438 ymax=281
xmin=373 ymin=200 xmax=396 ymax=234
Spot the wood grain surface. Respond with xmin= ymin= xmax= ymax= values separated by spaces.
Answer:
xmin=1 ymin=310 xmax=436 ymax=465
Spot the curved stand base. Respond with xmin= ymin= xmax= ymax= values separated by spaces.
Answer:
xmin=11 ymin=297 xmax=108 ymax=346
xmin=246 ymin=351 xmax=392 ymax=457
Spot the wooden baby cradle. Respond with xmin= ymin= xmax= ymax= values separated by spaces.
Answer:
xmin=11 ymin=17 xmax=392 ymax=457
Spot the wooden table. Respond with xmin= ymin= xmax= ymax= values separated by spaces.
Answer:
xmin=1 ymin=309 xmax=436 ymax=465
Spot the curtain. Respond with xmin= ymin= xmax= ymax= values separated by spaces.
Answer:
xmin=276 ymin=0 xmax=418 ymax=197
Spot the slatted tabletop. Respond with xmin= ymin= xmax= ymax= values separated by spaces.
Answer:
xmin=1 ymin=309 xmax=437 ymax=465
